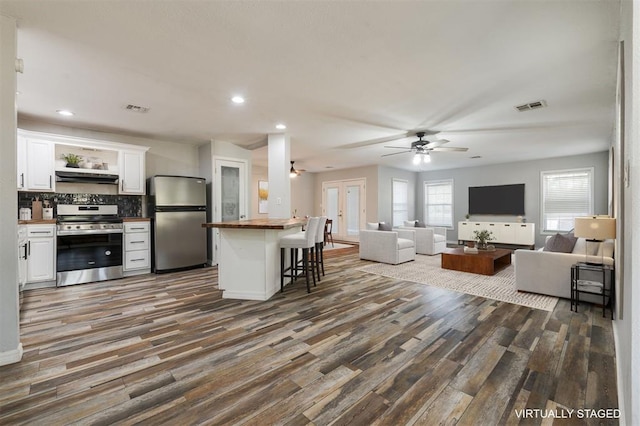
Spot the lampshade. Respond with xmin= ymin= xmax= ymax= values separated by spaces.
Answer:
xmin=574 ymin=216 xmax=616 ymax=241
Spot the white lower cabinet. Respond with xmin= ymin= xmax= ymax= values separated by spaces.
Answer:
xmin=123 ymin=221 xmax=151 ymax=275
xmin=26 ymin=224 xmax=56 ymax=284
xmin=458 ymin=221 xmax=535 ymax=247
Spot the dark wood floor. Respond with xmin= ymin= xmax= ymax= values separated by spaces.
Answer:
xmin=0 ymin=247 xmax=618 ymax=425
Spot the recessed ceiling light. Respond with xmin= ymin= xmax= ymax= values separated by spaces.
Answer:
xmin=231 ymin=96 xmax=245 ymax=104
xmin=57 ymin=109 xmax=74 ymax=116
xmin=275 ymin=123 xmax=286 ymax=130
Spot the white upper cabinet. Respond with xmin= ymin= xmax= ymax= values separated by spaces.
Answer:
xmin=18 ymin=129 xmax=149 ymax=194
xmin=119 ymin=150 xmax=146 ymax=195
xmin=25 ymin=138 xmax=55 ymax=192
xmin=17 ymin=134 xmax=27 ymax=190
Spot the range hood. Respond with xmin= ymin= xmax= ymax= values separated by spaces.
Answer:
xmin=55 ymin=170 xmax=119 ymax=185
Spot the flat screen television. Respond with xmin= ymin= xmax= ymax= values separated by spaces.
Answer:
xmin=468 ymin=184 xmax=525 ymax=215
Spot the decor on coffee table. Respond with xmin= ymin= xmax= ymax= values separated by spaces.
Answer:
xmin=473 ymin=229 xmax=494 ymax=250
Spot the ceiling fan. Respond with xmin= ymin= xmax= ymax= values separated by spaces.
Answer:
xmin=289 ymin=161 xmax=306 ymax=177
xmin=382 ymin=132 xmax=468 ymax=164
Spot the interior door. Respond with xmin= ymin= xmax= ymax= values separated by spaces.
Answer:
xmin=322 ymin=179 xmax=366 ymax=242
xmin=212 ymin=158 xmax=248 ymax=265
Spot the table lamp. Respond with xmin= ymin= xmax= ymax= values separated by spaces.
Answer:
xmin=573 ymin=216 xmax=616 ymax=265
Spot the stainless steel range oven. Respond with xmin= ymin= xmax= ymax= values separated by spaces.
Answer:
xmin=56 ymin=205 xmax=123 ymax=286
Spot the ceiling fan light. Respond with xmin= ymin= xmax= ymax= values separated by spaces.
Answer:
xmin=423 ymin=153 xmax=431 ymax=163
xmin=413 ymin=154 xmax=421 ymax=165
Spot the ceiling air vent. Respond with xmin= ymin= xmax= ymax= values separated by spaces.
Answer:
xmin=125 ymin=104 xmax=150 ymax=113
xmin=515 ymin=100 xmax=547 ymax=112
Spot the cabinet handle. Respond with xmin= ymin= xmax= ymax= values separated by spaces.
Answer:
xmin=131 ymin=258 xmax=145 ymax=262
xmin=27 ymin=241 xmax=30 ymax=256
xmin=20 ymin=173 xmax=24 ymax=187
xmin=30 ymin=231 xmax=51 ymax=234
xmin=121 ymin=180 xmax=125 ymax=191
xmin=49 ymin=175 xmax=52 ymax=188
xmin=22 ymin=243 xmax=28 ymax=260
xmin=130 ymin=227 xmax=145 ymax=230
xmin=131 ymin=240 xmax=144 ymax=244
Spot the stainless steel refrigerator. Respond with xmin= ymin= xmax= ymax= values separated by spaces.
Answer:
xmin=149 ymin=175 xmax=208 ymax=273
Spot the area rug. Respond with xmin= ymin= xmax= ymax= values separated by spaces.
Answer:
xmin=357 ymin=254 xmax=558 ymax=311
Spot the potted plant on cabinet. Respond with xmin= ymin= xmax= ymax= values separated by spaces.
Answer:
xmin=473 ymin=229 xmax=494 ymax=250
xmin=61 ymin=153 xmax=82 ymax=168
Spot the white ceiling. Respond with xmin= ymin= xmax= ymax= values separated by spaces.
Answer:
xmin=0 ymin=0 xmax=620 ymax=172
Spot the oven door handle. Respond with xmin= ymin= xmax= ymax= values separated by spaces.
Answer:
xmin=57 ymin=229 xmax=123 ymax=236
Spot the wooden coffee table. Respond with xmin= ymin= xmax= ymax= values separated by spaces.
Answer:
xmin=441 ymin=247 xmax=512 ymax=276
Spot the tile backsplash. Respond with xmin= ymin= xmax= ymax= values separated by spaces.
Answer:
xmin=18 ymin=192 xmax=143 ymax=218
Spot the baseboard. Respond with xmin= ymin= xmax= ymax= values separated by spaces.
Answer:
xmin=612 ymin=322 xmax=627 ymax=425
xmin=0 ymin=343 xmax=23 ymax=366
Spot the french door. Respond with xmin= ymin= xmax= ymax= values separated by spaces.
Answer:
xmin=212 ymin=158 xmax=248 ymax=266
xmin=322 ymin=179 xmax=366 ymax=242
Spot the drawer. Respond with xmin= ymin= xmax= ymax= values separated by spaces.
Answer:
xmin=124 ymin=222 xmax=150 ymax=233
xmin=27 ymin=225 xmax=55 ymax=238
xmin=125 ymin=232 xmax=149 ymax=251
xmin=125 ymin=250 xmax=150 ymax=270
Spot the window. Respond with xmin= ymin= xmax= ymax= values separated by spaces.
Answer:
xmin=424 ymin=179 xmax=453 ymax=227
xmin=392 ymin=179 xmax=408 ymax=226
xmin=541 ymin=168 xmax=594 ymax=233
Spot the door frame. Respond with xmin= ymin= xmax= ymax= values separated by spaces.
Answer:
xmin=211 ymin=156 xmax=249 ymax=266
xmin=321 ymin=178 xmax=366 ymax=242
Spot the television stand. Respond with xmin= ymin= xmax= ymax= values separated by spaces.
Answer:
xmin=457 ymin=221 xmax=535 ymax=249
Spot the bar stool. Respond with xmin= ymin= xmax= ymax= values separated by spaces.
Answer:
xmin=314 ymin=216 xmax=328 ymax=280
xmin=324 ymin=219 xmax=334 ymax=247
xmin=280 ymin=217 xmax=320 ymax=293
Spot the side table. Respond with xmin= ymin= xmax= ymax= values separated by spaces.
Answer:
xmin=570 ymin=262 xmax=614 ymax=319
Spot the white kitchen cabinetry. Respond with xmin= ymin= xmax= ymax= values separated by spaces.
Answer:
xmin=17 ymin=134 xmax=27 ymax=190
xmin=123 ymin=221 xmax=151 ymax=275
xmin=18 ymin=129 xmax=149 ymax=194
xmin=119 ymin=150 xmax=146 ymax=195
xmin=18 ymin=226 xmax=27 ymax=296
xmin=26 ymin=224 xmax=56 ymax=283
xmin=25 ymin=138 xmax=55 ymax=192
xmin=458 ymin=221 xmax=535 ymax=248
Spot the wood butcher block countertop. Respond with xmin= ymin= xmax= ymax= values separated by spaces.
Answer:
xmin=122 ymin=217 xmax=151 ymax=222
xmin=203 ymin=218 xmax=306 ymax=230
xmin=18 ymin=219 xmax=57 ymax=225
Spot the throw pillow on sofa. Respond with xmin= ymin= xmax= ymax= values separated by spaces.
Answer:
xmin=415 ymin=220 xmax=426 ymax=228
xmin=378 ymin=222 xmax=392 ymax=231
xmin=543 ymin=232 xmax=577 ymax=253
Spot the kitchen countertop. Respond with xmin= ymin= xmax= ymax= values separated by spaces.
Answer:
xmin=18 ymin=219 xmax=57 ymax=225
xmin=203 ymin=218 xmax=306 ymax=230
xmin=122 ymin=217 xmax=151 ymax=222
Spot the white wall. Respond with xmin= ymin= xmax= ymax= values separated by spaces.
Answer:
xmin=0 ymin=15 xmax=21 ymax=365
xmin=614 ymin=0 xmax=640 ymax=423
xmin=291 ymin=171 xmax=315 ymax=218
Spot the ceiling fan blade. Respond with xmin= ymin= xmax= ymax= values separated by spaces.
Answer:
xmin=383 ymin=145 xmax=412 ymax=149
xmin=422 ymin=140 xmax=449 ymax=149
xmin=337 ymin=132 xmax=410 ymax=149
xmin=431 ymin=146 xmax=469 ymax=152
xmin=381 ymin=150 xmax=412 ymax=157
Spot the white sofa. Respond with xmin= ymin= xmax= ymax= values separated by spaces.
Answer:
xmin=359 ymin=227 xmax=416 ymax=265
xmin=396 ymin=223 xmax=447 ymax=255
xmin=515 ymin=237 xmax=614 ymax=299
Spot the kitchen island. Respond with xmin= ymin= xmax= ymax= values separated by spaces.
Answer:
xmin=203 ymin=218 xmax=306 ymax=300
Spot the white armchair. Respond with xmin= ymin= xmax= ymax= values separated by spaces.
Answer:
xmin=396 ymin=225 xmax=447 ymax=255
xmin=359 ymin=229 xmax=416 ymax=264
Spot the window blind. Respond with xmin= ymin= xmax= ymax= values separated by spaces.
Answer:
xmin=541 ymin=168 xmax=593 ymax=232
xmin=424 ymin=180 xmax=453 ymax=227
